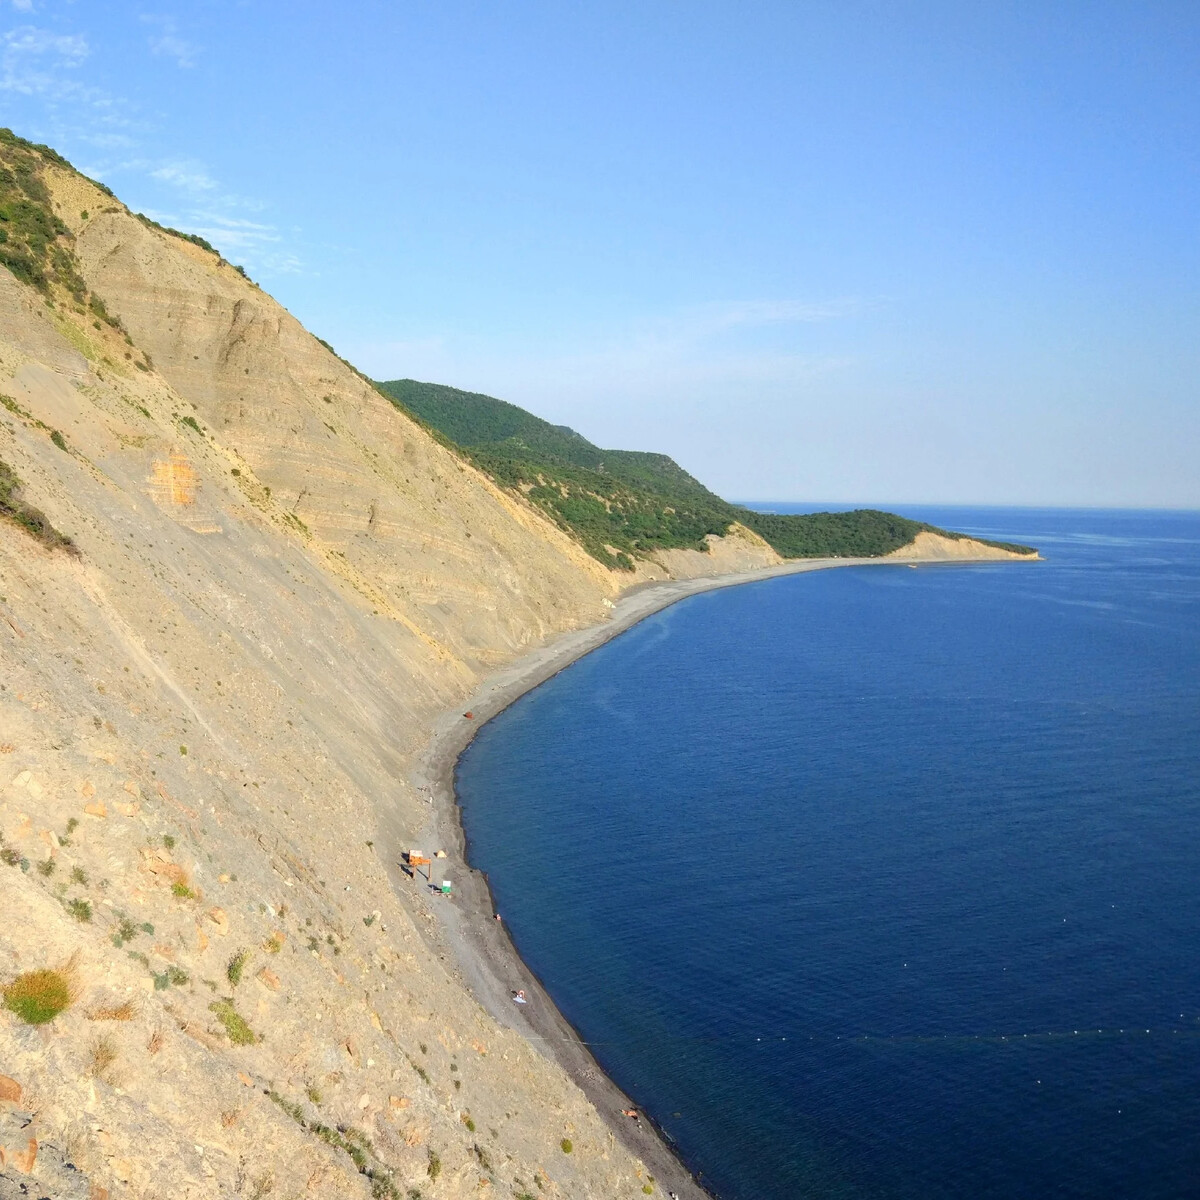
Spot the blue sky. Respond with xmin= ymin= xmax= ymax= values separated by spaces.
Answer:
xmin=3 ymin=1 xmax=1198 ymax=506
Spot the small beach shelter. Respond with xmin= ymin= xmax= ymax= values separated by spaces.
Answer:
xmin=440 ymin=878 xmax=452 ymax=895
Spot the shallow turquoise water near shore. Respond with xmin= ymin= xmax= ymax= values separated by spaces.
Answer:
xmin=457 ymin=507 xmax=1200 ymax=1199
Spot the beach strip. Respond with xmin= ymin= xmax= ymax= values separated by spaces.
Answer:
xmin=415 ymin=551 xmax=1036 ymax=1197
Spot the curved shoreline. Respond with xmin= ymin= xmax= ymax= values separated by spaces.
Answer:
xmin=413 ymin=552 xmax=1037 ymax=1198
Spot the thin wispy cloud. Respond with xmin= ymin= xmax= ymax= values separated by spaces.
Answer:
xmin=138 ymin=206 xmax=302 ymax=274
xmin=688 ymin=297 xmax=867 ymax=331
xmin=0 ymin=21 xmax=138 ymax=155
xmin=140 ymin=15 xmax=198 ymax=69
xmin=139 ymin=162 xmax=297 ymax=271
xmin=0 ymin=9 xmax=295 ymax=278
xmin=1 ymin=24 xmax=88 ymax=94
xmin=353 ymin=297 xmax=859 ymax=419
xmin=640 ymin=297 xmax=869 ymax=353
xmin=151 ymin=160 xmax=218 ymax=193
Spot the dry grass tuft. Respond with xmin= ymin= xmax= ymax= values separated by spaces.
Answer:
xmin=248 ymin=1172 xmax=274 ymax=1199
xmin=88 ymin=1034 xmax=119 ymax=1082
xmin=88 ymin=998 xmax=137 ymax=1021
xmin=147 ymin=1028 xmax=164 ymax=1055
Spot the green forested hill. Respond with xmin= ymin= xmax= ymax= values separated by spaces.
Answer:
xmin=376 ymin=378 xmax=1035 ymax=569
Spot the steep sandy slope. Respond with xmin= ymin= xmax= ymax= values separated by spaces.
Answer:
xmin=0 ymin=160 xmax=686 ymax=1200
xmin=887 ymin=530 xmax=1041 ymax=560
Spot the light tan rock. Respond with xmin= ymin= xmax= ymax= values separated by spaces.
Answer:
xmin=9 ymin=1136 xmax=36 ymax=1173
xmin=255 ymin=967 xmax=281 ymax=991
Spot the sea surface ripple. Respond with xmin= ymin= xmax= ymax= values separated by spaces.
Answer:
xmin=457 ymin=507 xmax=1200 ymax=1199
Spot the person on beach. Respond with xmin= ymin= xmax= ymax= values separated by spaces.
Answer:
xmin=511 ymin=989 xmax=527 ymax=1004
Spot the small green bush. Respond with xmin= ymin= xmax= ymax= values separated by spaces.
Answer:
xmin=0 ymin=459 xmax=77 ymax=554
xmin=67 ymin=897 xmax=92 ymax=922
xmin=171 ymin=881 xmax=196 ymax=899
xmin=210 ymin=999 xmax=256 ymax=1045
xmin=560 ymin=1138 xmax=573 ymax=1154
xmin=3 ymin=968 xmax=73 ymax=1024
xmin=50 ymin=429 xmax=67 ymax=451
xmin=227 ymin=949 xmax=249 ymax=986
xmin=427 ymin=1151 xmax=441 ymax=1180
xmin=111 ymin=915 xmax=141 ymax=947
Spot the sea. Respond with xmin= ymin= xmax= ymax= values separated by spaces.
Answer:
xmin=456 ymin=506 xmax=1200 ymax=1200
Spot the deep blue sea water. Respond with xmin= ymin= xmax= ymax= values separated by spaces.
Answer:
xmin=457 ymin=507 xmax=1200 ymax=1200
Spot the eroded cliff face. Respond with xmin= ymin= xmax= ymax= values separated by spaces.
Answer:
xmin=0 ymin=140 xmax=1033 ymax=1200
xmin=0 ymin=156 xmax=675 ymax=1200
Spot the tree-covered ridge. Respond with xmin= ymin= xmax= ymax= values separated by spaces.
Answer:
xmin=378 ymin=378 xmax=736 ymax=568
xmin=376 ymin=379 xmax=1037 ymax=568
